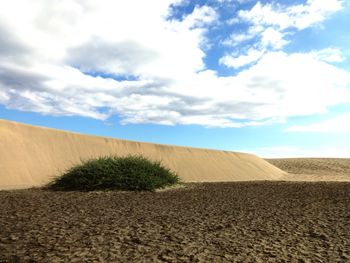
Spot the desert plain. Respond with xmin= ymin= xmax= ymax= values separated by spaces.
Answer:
xmin=1 ymin=120 xmax=350 ymax=262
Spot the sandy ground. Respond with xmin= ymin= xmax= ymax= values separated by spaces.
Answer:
xmin=1 ymin=182 xmax=350 ymax=262
xmin=268 ymin=158 xmax=350 ymax=181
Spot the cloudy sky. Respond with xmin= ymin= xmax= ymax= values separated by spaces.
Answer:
xmin=1 ymin=0 xmax=350 ymax=157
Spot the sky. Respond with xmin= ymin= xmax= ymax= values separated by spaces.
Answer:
xmin=0 ymin=0 xmax=350 ymax=158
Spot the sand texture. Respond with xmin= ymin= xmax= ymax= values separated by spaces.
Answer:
xmin=0 ymin=119 xmax=285 ymax=190
xmin=1 ymin=182 xmax=350 ymax=262
xmin=268 ymin=158 xmax=350 ymax=181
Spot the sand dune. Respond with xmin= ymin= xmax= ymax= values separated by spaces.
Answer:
xmin=0 ymin=119 xmax=286 ymax=190
xmin=267 ymin=158 xmax=350 ymax=181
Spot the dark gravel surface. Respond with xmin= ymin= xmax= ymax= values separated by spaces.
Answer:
xmin=1 ymin=182 xmax=350 ymax=262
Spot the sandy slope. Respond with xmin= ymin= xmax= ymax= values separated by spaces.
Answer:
xmin=267 ymin=158 xmax=350 ymax=181
xmin=0 ymin=119 xmax=285 ymax=189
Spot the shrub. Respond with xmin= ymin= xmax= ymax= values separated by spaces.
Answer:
xmin=48 ymin=155 xmax=180 ymax=192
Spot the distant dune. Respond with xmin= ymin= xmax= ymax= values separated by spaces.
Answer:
xmin=0 ymin=119 xmax=286 ymax=190
xmin=267 ymin=158 xmax=350 ymax=181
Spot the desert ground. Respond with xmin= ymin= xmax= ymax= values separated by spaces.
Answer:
xmin=268 ymin=158 xmax=350 ymax=181
xmin=1 ymin=180 xmax=350 ymax=262
xmin=1 ymin=121 xmax=350 ymax=262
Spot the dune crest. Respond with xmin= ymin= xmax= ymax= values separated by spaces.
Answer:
xmin=267 ymin=158 xmax=350 ymax=182
xmin=0 ymin=119 xmax=286 ymax=190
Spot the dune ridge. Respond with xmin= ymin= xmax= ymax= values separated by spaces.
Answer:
xmin=0 ymin=119 xmax=286 ymax=190
xmin=267 ymin=158 xmax=350 ymax=182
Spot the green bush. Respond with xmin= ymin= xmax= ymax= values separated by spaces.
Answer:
xmin=48 ymin=155 xmax=180 ymax=192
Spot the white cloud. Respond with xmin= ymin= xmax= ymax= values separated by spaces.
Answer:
xmin=0 ymin=89 xmax=9 ymax=103
xmin=0 ymin=0 xmax=349 ymax=128
xmin=286 ymin=113 xmax=350 ymax=132
xmin=182 ymin=5 xmax=217 ymax=29
xmin=222 ymin=33 xmax=253 ymax=46
xmin=310 ymin=48 xmax=346 ymax=63
xmin=224 ymin=51 xmax=350 ymax=120
xmin=223 ymin=0 xmax=343 ymax=51
xmin=0 ymin=0 xmax=213 ymax=80
xmin=226 ymin=17 xmax=240 ymax=25
xmin=219 ymin=48 xmax=264 ymax=68
xmin=291 ymin=0 xmax=343 ymax=29
xmin=260 ymin=27 xmax=288 ymax=49
xmin=147 ymin=50 xmax=350 ymax=127
xmin=238 ymin=2 xmax=293 ymax=30
xmin=221 ymin=25 xmax=264 ymax=46
xmin=239 ymin=0 xmax=343 ymax=31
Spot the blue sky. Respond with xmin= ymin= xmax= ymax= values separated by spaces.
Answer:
xmin=1 ymin=0 xmax=350 ymax=157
